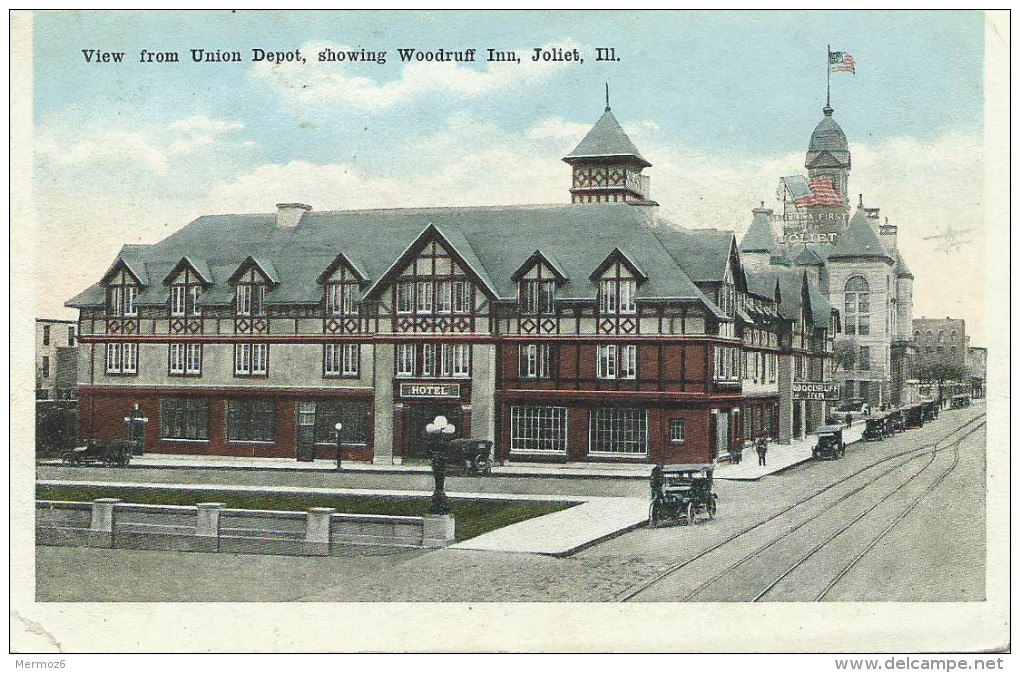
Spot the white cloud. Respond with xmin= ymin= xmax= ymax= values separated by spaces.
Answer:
xmin=35 ymin=130 xmax=169 ymax=174
xmin=252 ymin=40 xmax=583 ymax=111
xmin=167 ymin=115 xmax=244 ymax=155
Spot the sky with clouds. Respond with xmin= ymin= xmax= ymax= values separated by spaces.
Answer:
xmin=31 ymin=10 xmax=989 ymax=342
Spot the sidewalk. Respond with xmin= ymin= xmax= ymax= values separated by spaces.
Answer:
xmin=37 ymin=478 xmax=644 ymax=557
xmin=41 ymin=428 xmax=862 ymax=481
xmin=714 ymin=424 xmax=864 ymax=481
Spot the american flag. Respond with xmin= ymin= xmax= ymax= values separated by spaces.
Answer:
xmin=829 ymin=51 xmax=856 ymax=74
xmin=794 ymin=179 xmax=844 ymax=208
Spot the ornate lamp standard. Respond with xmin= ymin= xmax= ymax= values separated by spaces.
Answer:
xmin=425 ymin=415 xmax=455 ymax=515
xmin=333 ymin=422 xmax=344 ymax=471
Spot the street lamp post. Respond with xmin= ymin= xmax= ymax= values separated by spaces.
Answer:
xmin=334 ymin=422 xmax=344 ymax=471
xmin=425 ymin=415 xmax=455 ymax=515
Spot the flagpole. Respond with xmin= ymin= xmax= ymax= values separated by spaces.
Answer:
xmin=826 ymin=44 xmax=831 ymax=108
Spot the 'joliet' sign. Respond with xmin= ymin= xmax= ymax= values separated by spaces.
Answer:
xmin=792 ymin=382 xmax=840 ymax=401
xmin=400 ymin=383 xmax=461 ymax=399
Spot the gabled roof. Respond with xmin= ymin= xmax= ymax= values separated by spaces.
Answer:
xmin=317 ymin=252 xmax=369 ymax=285
xmin=739 ymin=208 xmax=782 ymax=257
xmin=829 ymin=207 xmax=894 ymax=263
xmin=804 ymin=277 xmax=834 ymax=329
xmin=67 ymin=203 xmax=730 ymax=319
xmin=563 ymin=108 xmax=651 ymax=168
xmin=805 ymin=149 xmax=844 ymax=170
xmin=228 ymin=256 xmax=280 ymax=286
xmin=653 ymin=226 xmax=737 ymax=285
xmin=511 ymin=250 xmax=569 ymax=284
xmin=792 ymin=245 xmax=826 ymax=267
xmin=589 ymin=247 xmax=649 ymax=283
xmin=99 ymin=245 xmax=150 ymax=286
xmin=163 ymin=256 xmax=213 ymax=286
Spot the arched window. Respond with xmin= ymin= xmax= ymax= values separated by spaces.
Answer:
xmin=926 ymin=330 xmax=933 ymax=340
xmin=914 ymin=330 xmax=920 ymax=340
xmin=843 ymin=276 xmax=870 ymax=336
xmin=951 ymin=330 xmax=957 ymax=342
xmin=938 ymin=330 xmax=945 ymax=343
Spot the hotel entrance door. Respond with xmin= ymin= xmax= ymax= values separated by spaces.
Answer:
xmin=404 ymin=404 xmax=461 ymax=459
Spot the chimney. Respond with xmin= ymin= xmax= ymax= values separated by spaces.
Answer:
xmin=276 ymin=203 xmax=311 ymax=229
xmin=879 ymin=216 xmax=898 ymax=254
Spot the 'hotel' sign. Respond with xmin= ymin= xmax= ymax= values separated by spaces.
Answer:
xmin=400 ymin=383 xmax=461 ymax=399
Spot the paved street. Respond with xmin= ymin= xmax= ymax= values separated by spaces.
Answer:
xmin=35 ymin=403 xmax=985 ymax=602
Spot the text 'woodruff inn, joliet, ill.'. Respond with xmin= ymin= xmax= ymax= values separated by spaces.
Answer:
xmin=67 ymin=85 xmax=915 ymax=467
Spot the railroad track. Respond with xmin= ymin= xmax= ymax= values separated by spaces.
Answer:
xmin=617 ymin=412 xmax=986 ymax=602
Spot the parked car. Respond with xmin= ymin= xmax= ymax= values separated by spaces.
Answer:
xmin=443 ymin=438 xmax=493 ymax=476
xmin=61 ymin=440 xmax=132 ymax=467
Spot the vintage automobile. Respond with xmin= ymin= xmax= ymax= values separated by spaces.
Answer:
xmin=904 ymin=404 xmax=926 ymax=429
xmin=443 ymin=438 xmax=494 ymax=476
xmin=951 ymin=394 xmax=971 ymax=409
xmin=862 ymin=415 xmax=887 ymax=442
xmin=886 ymin=409 xmax=905 ymax=434
xmin=922 ymin=401 xmax=940 ymax=422
xmin=61 ymin=440 xmax=133 ymax=467
xmin=812 ymin=426 xmax=846 ymax=459
xmin=649 ymin=464 xmax=717 ymax=526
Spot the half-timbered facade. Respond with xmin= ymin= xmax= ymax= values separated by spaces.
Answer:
xmin=68 ymin=102 xmax=836 ymax=465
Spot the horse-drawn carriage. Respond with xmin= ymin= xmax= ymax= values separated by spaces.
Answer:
xmin=649 ymin=464 xmax=717 ymax=526
xmin=61 ymin=440 xmax=133 ymax=467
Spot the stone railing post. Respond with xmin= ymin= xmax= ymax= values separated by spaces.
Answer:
xmin=305 ymin=507 xmax=336 ymax=556
xmin=88 ymin=498 xmax=121 ymax=548
xmin=195 ymin=502 xmax=224 ymax=552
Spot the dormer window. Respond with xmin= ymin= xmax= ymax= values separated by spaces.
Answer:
xmin=171 ymin=284 xmax=202 ymax=317
xmin=520 ymin=280 xmax=555 ymax=315
xmin=600 ymin=279 xmax=636 ymax=314
xmin=326 ymin=282 xmax=357 ymax=316
xmin=236 ymin=283 xmax=265 ymax=317
xmin=106 ymin=284 xmax=138 ymax=317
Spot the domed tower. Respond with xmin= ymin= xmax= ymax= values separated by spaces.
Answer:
xmin=805 ymin=104 xmax=851 ymax=211
xmin=563 ymin=86 xmax=655 ymax=205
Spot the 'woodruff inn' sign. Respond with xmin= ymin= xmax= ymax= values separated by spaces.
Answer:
xmin=792 ymin=382 xmax=840 ymax=401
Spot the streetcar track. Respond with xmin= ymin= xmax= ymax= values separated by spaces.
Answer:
xmin=678 ymin=449 xmax=929 ymax=602
xmin=617 ymin=412 xmax=985 ymax=602
xmin=814 ymin=422 xmax=978 ymax=601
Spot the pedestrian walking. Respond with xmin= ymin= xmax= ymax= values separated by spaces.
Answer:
xmin=756 ymin=436 xmax=768 ymax=467
xmin=845 ymin=412 xmax=853 ymax=428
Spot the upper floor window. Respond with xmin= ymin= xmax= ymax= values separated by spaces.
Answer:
xmin=324 ymin=343 xmax=359 ymax=377
xmin=843 ymin=276 xmax=870 ymax=336
xmin=106 ymin=284 xmax=139 ymax=317
xmin=42 ymin=325 xmax=50 ymax=346
xmin=520 ymin=280 xmax=556 ymax=315
xmin=859 ymin=346 xmax=871 ymax=371
xmin=169 ymin=343 xmax=202 ymax=376
xmin=718 ymin=282 xmax=736 ymax=317
xmin=171 ymin=284 xmax=202 ymax=317
xmin=235 ymin=284 xmax=265 ymax=317
xmin=950 ymin=330 xmax=958 ymax=342
xmin=937 ymin=330 xmax=945 ymax=343
xmin=597 ymin=344 xmax=637 ymax=380
xmin=395 ymin=342 xmax=470 ymax=378
xmin=68 ymin=326 xmax=76 ymax=347
xmin=41 ymin=356 xmax=50 ymax=378
xmin=520 ymin=343 xmax=553 ymax=379
xmin=326 ymin=282 xmax=357 ymax=316
xmin=600 ymin=279 xmax=636 ymax=314
xmin=234 ymin=343 xmax=268 ymax=376
xmin=106 ymin=342 xmax=138 ymax=375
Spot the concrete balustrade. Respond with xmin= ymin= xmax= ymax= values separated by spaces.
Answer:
xmin=36 ymin=499 xmax=454 ymax=556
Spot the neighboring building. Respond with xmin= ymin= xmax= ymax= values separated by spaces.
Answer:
xmin=35 ymin=318 xmax=78 ymax=400
xmin=912 ymin=317 xmax=968 ymax=371
xmin=967 ymin=346 xmax=987 ymax=398
xmin=741 ymin=102 xmax=915 ymax=410
xmin=66 ymin=100 xmax=837 ymax=464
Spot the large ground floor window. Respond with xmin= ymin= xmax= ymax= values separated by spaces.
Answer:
xmin=510 ymin=405 xmax=568 ymax=453
xmin=160 ymin=398 xmax=209 ymax=440
xmin=227 ymin=399 xmax=276 ymax=442
xmin=313 ymin=399 xmax=370 ymax=445
xmin=589 ymin=407 xmax=648 ymax=455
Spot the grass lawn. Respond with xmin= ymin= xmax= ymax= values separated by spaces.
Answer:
xmin=35 ymin=485 xmax=575 ymax=542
